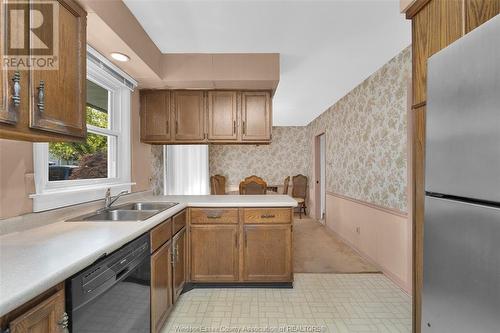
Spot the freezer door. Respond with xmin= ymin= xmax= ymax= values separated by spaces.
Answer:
xmin=422 ymin=196 xmax=500 ymax=333
xmin=425 ymin=15 xmax=500 ymax=202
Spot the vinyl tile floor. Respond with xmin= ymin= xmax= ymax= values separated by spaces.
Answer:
xmin=161 ymin=273 xmax=412 ymax=333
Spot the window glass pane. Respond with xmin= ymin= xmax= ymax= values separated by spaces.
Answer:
xmin=86 ymin=80 xmax=109 ymax=128
xmin=48 ymin=133 xmax=109 ymax=181
xmin=86 ymin=106 xmax=108 ymax=128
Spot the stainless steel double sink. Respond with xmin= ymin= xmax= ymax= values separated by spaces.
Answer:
xmin=66 ymin=202 xmax=178 ymax=222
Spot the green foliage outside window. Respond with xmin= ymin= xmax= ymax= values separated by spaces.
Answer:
xmin=49 ymin=107 xmax=108 ymax=161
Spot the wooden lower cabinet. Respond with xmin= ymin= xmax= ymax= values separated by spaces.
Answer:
xmin=188 ymin=207 xmax=294 ymax=284
xmin=172 ymin=228 xmax=186 ymax=302
xmin=243 ymin=225 xmax=292 ymax=282
xmin=190 ymin=224 xmax=239 ymax=282
xmin=4 ymin=287 xmax=67 ymax=333
xmin=151 ymin=239 xmax=173 ymax=333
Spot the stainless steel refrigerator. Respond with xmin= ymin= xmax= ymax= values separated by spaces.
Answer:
xmin=422 ymin=14 xmax=500 ymax=332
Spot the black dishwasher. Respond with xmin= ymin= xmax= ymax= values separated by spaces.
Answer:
xmin=66 ymin=234 xmax=151 ymax=333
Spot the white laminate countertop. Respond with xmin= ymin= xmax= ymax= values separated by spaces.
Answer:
xmin=0 ymin=195 xmax=297 ymax=317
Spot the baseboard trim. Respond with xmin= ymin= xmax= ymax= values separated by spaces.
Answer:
xmin=183 ymin=282 xmax=293 ymax=293
xmin=327 ymin=192 xmax=408 ymax=218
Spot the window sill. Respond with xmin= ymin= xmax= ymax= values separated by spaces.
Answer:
xmin=30 ymin=182 xmax=135 ymax=212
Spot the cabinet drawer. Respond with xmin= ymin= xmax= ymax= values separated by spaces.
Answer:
xmin=243 ymin=208 xmax=291 ymax=224
xmin=190 ymin=208 xmax=239 ymax=224
xmin=150 ymin=219 xmax=173 ymax=253
xmin=173 ymin=210 xmax=187 ymax=235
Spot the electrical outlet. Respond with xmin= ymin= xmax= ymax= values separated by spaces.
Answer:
xmin=356 ymin=227 xmax=361 ymax=234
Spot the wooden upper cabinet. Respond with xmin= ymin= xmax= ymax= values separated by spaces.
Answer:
xmin=465 ymin=0 xmax=500 ymax=33
xmin=29 ymin=0 xmax=86 ymax=138
xmin=0 ymin=0 xmax=23 ymax=127
xmin=140 ymin=89 xmax=272 ymax=144
xmin=207 ymin=91 xmax=238 ymax=141
xmin=0 ymin=0 xmax=87 ymax=142
xmin=151 ymin=240 xmax=173 ymax=333
xmin=0 ymin=67 xmax=18 ymax=126
xmin=243 ymin=224 xmax=292 ymax=282
xmin=173 ymin=90 xmax=206 ymax=141
xmin=141 ymin=90 xmax=171 ymax=142
xmin=190 ymin=224 xmax=239 ymax=282
xmin=241 ymin=91 xmax=271 ymax=141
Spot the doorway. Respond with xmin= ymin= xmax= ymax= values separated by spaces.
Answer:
xmin=314 ymin=133 xmax=326 ymax=222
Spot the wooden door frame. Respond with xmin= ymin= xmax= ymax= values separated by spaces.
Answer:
xmin=314 ymin=132 xmax=326 ymax=221
xmin=407 ymin=80 xmax=415 ymax=298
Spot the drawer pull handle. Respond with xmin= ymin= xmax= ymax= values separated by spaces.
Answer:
xmin=12 ymin=72 xmax=21 ymax=107
xmin=37 ymin=80 xmax=45 ymax=112
xmin=207 ymin=215 xmax=222 ymax=219
xmin=261 ymin=214 xmax=276 ymax=219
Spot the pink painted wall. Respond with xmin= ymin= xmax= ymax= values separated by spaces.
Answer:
xmin=0 ymin=90 xmax=151 ymax=220
xmin=326 ymin=193 xmax=412 ymax=293
xmin=0 ymin=140 xmax=34 ymax=218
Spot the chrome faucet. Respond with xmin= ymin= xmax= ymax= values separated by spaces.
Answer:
xmin=103 ymin=188 xmax=129 ymax=210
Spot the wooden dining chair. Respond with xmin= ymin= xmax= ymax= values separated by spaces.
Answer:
xmin=292 ymin=174 xmax=308 ymax=218
xmin=210 ymin=175 xmax=226 ymax=195
xmin=239 ymin=175 xmax=267 ymax=195
xmin=283 ymin=176 xmax=290 ymax=195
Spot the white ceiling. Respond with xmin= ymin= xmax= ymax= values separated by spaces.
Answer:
xmin=123 ymin=0 xmax=411 ymax=126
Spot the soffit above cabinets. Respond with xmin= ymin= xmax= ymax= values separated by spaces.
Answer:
xmin=161 ymin=53 xmax=279 ymax=91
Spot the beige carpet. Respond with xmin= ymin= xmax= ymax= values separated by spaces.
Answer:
xmin=293 ymin=216 xmax=380 ymax=273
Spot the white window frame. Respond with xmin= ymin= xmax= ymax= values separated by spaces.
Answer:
xmin=31 ymin=52 xmax=135 ymax=212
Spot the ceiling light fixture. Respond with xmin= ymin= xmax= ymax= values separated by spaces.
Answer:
xmin=110 ymin=52 xmax=130 ymax=62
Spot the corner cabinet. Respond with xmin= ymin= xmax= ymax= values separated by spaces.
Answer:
xmin=0 ymin=0 xmax=87 ymax=142
xmin=140 ymin=90 xmax=273 ymax=144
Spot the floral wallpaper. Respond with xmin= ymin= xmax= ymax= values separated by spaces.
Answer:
xmin=151 ymin=145 xmax=164 ymax=195
xmin=209 ymin=126 xmax=309 ymax=187
xmin=306 ymin=47 xmax=411 ymax=212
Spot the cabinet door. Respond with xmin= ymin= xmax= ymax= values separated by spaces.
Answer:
xmin=190 ymin=224 xmax=239 ymax=282
xmin=151 ymin=240 xmax=173 ymax=333
xmin=241 ymin=91 xmax=271 ymax=141
xmin=0 ymin=0 xmax=23 ymax=126
xmin=207 ymin=91 xmax=237 ymax=141
xmin=243 ymin=225 xmax=292 ymax=282
xmin=173 ymin=90 xmax=205 ymax=141
xmin=29 ymin=0 xmax=87 ymax=138
xmin=141 ymin=90 xmax=171 ymax=142
xmin=172 ymin=228 xmax=186 ymax=302
xmin=465 ymin=0 xmax=500 ymax=34
xmin=9 ymin=289 xmax=66 ymax=333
